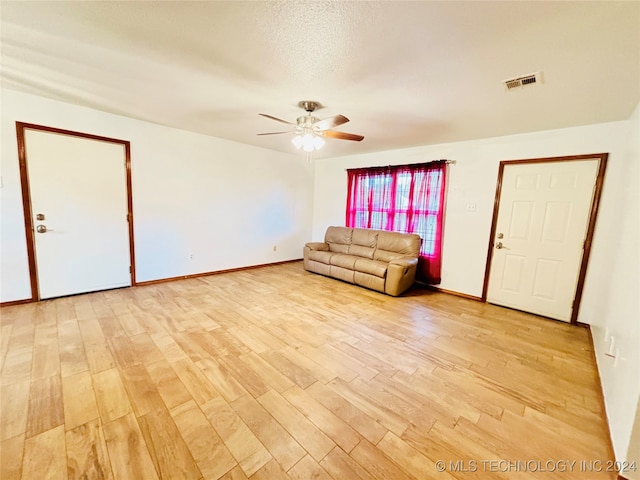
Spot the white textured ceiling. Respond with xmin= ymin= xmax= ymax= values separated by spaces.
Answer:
xmin=1 ymin=1 xmax=639 ymax=159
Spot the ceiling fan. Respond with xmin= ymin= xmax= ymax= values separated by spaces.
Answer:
xmin=258 ymin=101 xmax=364 ymax=152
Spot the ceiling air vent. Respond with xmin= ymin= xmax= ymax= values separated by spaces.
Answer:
xmin=502 ymin=72 xmax=543 ymax=91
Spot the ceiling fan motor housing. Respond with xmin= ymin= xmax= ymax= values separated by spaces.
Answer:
xmin=297 ymin=115 xmax=320 ymax=130
xmin=299 ymin=101 xmax=320 ymax=113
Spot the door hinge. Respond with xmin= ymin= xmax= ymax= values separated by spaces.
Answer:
xmin=129 ymin=266 xmax=132 ymax=273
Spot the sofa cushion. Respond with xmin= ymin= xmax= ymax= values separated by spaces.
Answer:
xmin=328 ymin=243 xmax=350 ymax=254
xmin=330 ymin=253 xmax=358 ymax=270
xmin=374 ymin=249 xmax=404 ymax=263
xmin=349 ymin=244 xmax=374 ymax=259
xmin=354 ymin=271 xmax=385 ymax=292
xmin=374 ymin=230 xmax=421 ymax=262
xmin=348 ymin=228 xmax=378 ymax=259
xmin=325 ymin=226 xmax=353 ymax=254
xmin=352 ymin=228 xmax=378 ymax=247
xmin=307 ymin=260 xmax=331 ymax=277
xmin=308 ymin=250 xmax=334 ymax=264
xmin=330 ymin=265 xmax=355 ymax=284
xmin=354 ymin=258 xmax=388 ymax=278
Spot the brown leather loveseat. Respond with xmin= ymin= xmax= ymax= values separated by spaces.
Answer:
xmin=303 ymin=226 xmax=421 ymax=296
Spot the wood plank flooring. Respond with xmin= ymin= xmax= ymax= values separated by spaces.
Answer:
xmin=1 ymin=262 xmax=615 ymax=479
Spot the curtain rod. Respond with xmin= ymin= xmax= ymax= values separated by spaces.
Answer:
xmin=344 ymin=159 xmax=456 ymax=171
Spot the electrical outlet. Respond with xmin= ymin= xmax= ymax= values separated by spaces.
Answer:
xmin=189 ymin=253 xmax=194 ymax=260
xmin=273 ymin=245 xmax=277 ymax=252
xmin=466 ymin=203 xmax=477 ymax=212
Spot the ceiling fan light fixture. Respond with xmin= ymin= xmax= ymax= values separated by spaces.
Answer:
xmin=291 ymin=134 xmax=304 ymax=149
xmin=292 ymin=131 xmax=325 ymax=152
xmin=312 ymin=135 xmax=325 ymax=150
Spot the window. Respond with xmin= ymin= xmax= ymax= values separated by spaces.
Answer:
xmin=346 ymin=161 xmax=447 ymax=284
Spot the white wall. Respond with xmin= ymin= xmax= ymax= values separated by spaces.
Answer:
xmin=0 ymin=88 xmax=314 ymax=302
xmin=586 ymin=103 xmax=639 ymax=465
xmin=312 ymin=107 xmax=639 ymax=461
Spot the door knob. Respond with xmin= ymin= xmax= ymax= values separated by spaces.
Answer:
xmin=496 ymin=241 xmax=503 ymax=249
xmin=36 ymin=225 xmax=47 ymax=234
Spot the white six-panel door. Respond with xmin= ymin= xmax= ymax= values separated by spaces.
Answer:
xmin=24 ymin=128 xmax=131 ymax=299
xmin=487 ymin=159 xmax=599 ymax=322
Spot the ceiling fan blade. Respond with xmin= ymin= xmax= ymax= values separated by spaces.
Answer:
xmin=323 ymin=130 xmax=364 ymax=142
xmin=257 ymin=131 xmax=291 ymax=136
xmin=313 ymin=114 xmax=349 ymax=131
xmin=258 ymin=113 xmax=295 ymax=125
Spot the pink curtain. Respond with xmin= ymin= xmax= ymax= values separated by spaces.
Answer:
xmin=346 ymin=161 xmax=447 ymax=284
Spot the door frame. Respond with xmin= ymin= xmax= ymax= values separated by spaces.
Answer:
xmin=481 ymin=153 xmax=608 ymax=324
xmin=16 ymin=122 xmax=137 ymax=302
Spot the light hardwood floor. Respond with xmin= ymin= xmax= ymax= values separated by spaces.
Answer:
xmin=1 ymin=262 xmax=615 ymax=479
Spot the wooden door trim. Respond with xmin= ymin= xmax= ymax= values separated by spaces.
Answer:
xmin=15 ymin=122 xmax=137 ymax=302
xmin=481 ymin=153 xmax=608 ymax=324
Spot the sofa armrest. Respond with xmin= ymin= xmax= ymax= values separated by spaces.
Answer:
xmin=303 ymin=242 xmax=329 ymax=271
xmin=305 ymin=242 xmax=329 ymax=251
xmin=389 ymin=257 xmax=418 ymax=269
xmin=386 ymin=258 xmax=419 ymax=296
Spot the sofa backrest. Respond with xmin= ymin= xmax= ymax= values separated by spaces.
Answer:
xmin=374 ymin=230 xmax=421 ymax=262
xmin=350 ymin=228 xmax=377 ymax=259
xmin=325 ymin=226 xmax=352 ymax=253
xmin=324 ymin=226 xmax=421 ymax=261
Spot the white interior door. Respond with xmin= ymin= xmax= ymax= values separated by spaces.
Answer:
xmin=25 ymin=128 xmax=131 ymax=299
xmin=487 ymin=159 xmax=599 ymax=322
